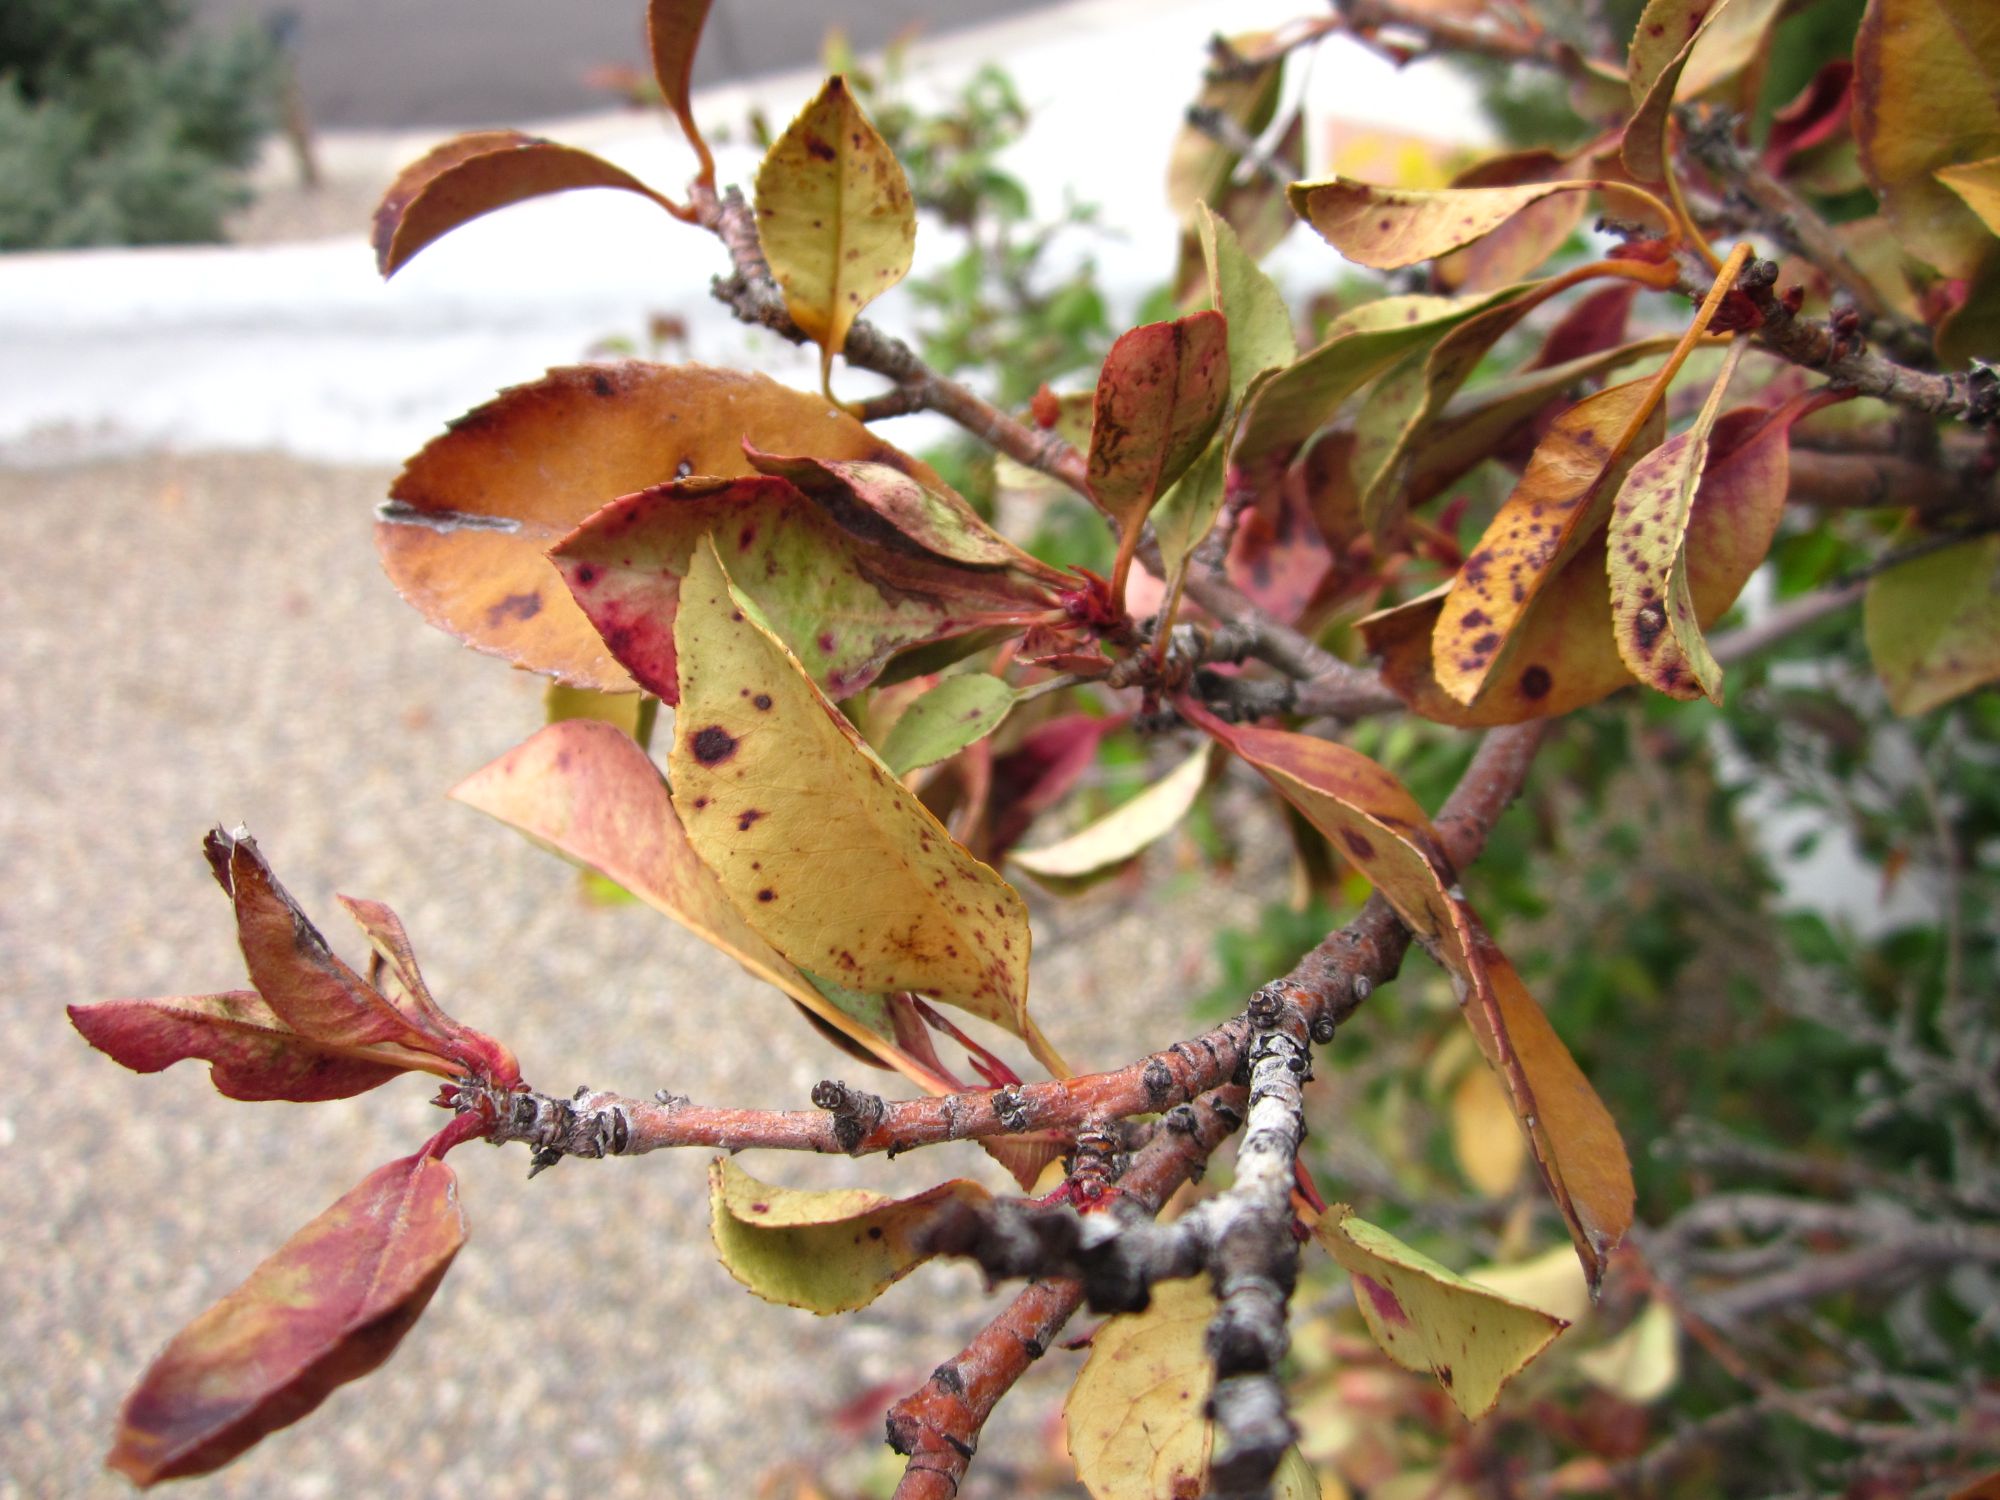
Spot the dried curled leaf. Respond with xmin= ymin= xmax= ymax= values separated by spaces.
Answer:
xmin=378 ymin=363 xmax=945 ymax=690
xmin=1623 ymin=0 xmax=1737 ymax=184
xmin=754 ymin=76 xmax=916 ymax=385
xmin=108 ymin=1148 xmax=467 ymax=1485
xmin=708 ymin=1157 xmax=990 ymax=1314
xmin=372 ymin=131 xmax=675 ymax=278
xmin=1288 ymin=179 xmax=1662 ymax=270
xmin=1314 ymin=1208 xmax=1568 ymax=1420
xmin=1865 ymin=532 xmax=2000 ymax=714
xmin=1087 ymin=311 xmax=1231 ymax=526
xmin=670 ymin=539 xmax=1061 ymax=1074
xmin=647 ymin=0 xmax=716 ymax=170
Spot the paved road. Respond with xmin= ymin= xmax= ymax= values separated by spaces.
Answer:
xmin=195 ymin=0 xmax=1062 ymax=128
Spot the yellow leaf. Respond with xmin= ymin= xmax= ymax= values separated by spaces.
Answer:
xmin=1451 ymin=1063 xmax=1527 ymax=1197
xmin=1288 ymin=179 xmax=1666 ymax=270
xmin=1864 ymin=532 xmax=2000 ymax=714
xmin=1937 ymin=154 xmax=2000 ymax=236
xmin=1576 ymin=1298 xmax=1681 ymax=1403
xmin=1010 ymin=743 xmax=1213 ymax=885
xmin=1314 ymin=1209 xmax=1569 ymax=1420
xmin=754 ymin=76 xmax=916 ymax=389
xmin=1466 ymin=1244 xmax=1593 ymax=1326
xmin=669 ymin=538 xmax=1062 ymax=1074
xmin=708 ymin=1157 xmax=990 ymax=1314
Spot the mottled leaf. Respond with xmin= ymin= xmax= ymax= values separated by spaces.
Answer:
xmin=1198 ymin=201 xmax=1298 ymax=404
xmin=1937 ymin=154 xmax=2000 ymax=235
xmin=1088 ymin=311 xmax=1231 ymax=527
xmin=1854 ymin=0 xmax=2000 ymax=278
xmin=1576 ymin=1298 xmax=1680 ymax=1403
xmin=1289 ymin=179 xmax=1663 ymax=270
xmin=646 ymin=0 xmax=716 ymax=173
xmin=1624 ymin=0 xmax=1737 ymax=183
xmin=372 ymin=131 xmax=675 ymax=278
xmin=1607 ymin=344 xmax=1748 ymax=701
xmin=1433 ymin=379 xmax=1664 ymax=707
xmin=1010 ymin=742 xmax=1212 ymax=885
xmin=1865 ymin=532 xmax=2000 ymax=714
xmin=553 ymin=474 xmax=1050 ymax=703
xmin=1434 ymin=151 xmax=1588 ymax=293
xmin=882 ymin=675 xmax=1018 ymax=776
xmin=1314 ymin=1208 xmax=1568 ymax=1420
xmin=67 ymin=992 xmax=420 ymax=1103
xmin=450 ymin=719 xmax=952 ymax=1089
xmin=378 ymin=363 xmax=945 ymax=690
xmin=1184 ymin=706 xmax=1634 ymax=1287
xmin=107 ymin=1149 xmax=467 ymax=1485
xmin=670 ymin=539 xmax=1061 ymax=1073
xmin=754 ymin=76 xmax=916 ymax=385
xmin=1367 ymin=399 xmax=1800 ymax=724
xmin=708 ymin=1156 xmax=990 ymax=1314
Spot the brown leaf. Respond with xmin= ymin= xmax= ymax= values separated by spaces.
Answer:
xmin=1288 ymin=178 xmax=1663 ymax=270
xmin=646 ymin=0 xmax=717 ymax=173
xmin=1087 ymin=311 xmax=1231 ymax=527
xmin=372 ymin=131 xmax=676 ymax=278
xmin=108 ymin=1147 xmax=468 ymax=1485
xmin=377 ymin=363 xmax=946 ymax=690
xmin=1435 ymin=151 xmax=1589 ymax=293
xmin=1623 ymin=0 xmax=1734 ymax=184
xmin=67 ymin=993 xmax=420 ymax=1102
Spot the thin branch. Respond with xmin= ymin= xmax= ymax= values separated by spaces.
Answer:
xmin=1708 ymin=580 xmax=1863 ymax=664
xmin=1330 ymin=0 xmax=1602 ymax=84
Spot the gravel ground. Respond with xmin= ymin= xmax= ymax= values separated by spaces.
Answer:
xmin=1 ymin=451 xmax=1262 ymax=1497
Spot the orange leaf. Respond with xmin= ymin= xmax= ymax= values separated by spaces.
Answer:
xmin=108 ymin=1148 xmax=468 ymax=1485
xmin=372 ymin=131 xmax=676 ymax=278
xmin=647 ymin=0 xmax=717 ymax=179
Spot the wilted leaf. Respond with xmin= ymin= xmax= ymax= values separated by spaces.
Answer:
xmin=670 ymin=539 xmax=1061 ymax=1073
xmin=1623 ymin=0 xmax=1737 ymax=183
xmin=754 ymin=76 xmax=915 ymax=386
xmin=1607 ymin=344 xmax=1748 ymax=702
xmin=647 ymin=0 xmax=716 ymax=172
xmin=372 ymin=131 xmax=677 ymax=278
xmin=108 ymin=1149 xmax=467 ymax=1485
xmin=1865 ymin=532 xmax=2000 ymax=714
xmin=450 ymin=719 xmax=952 ymax=1088
xmin=1452 ymin=1062 xmax=1527 ymax=1197
xmin=1184 ymin=707 xmax=1634 ymax=1286
xmin=882 ymin=675 xmax=1018 ymax=775
xmin=378 ymin=363 xmax=944 ymax=690
xmin=1434 ymin=151 xmax=1588 ymax=293
xmin=1314 ymin=1208 xmax=1568 ymax=1420
xmin=1854 ymin=0 xmax=2000 ymax=278
xmin=1198 ymin=201 xmax=1298 ymax=404
xmin=1289 ymin=179 xmax=1662 ymax=270
xmin=1576 ymin=1298 xmax=1680 ymax=1403
xmin=553 ymin=474 xmax=1051 ymax=703
xmin=708 ymin=1156 xmax=990 ymax=1314
xmin=68 ymin=992 xmax=421 ymax=1103
xmin=1367 ymin=399 xmax=1799 ymax=725
xmin=1088 ymin=312 xmax=1231 ymax=528
xmin=1937 ymin=154 xmax=2000 ymax=235
xmin=1010 ymin=742 xmax=1213 ymax=886
xmin=1433 ymin=379 xmax=1664 ymax=707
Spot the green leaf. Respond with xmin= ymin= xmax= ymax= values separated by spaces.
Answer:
xmin=1009 ymin=742 xmax=1212 ymax=886
xmin=1197 ymin=200 xmax=1297 ymax=405
xmin=754 ymin=76 xmax=917 ymax=387
xmin=707 ymin=1157 xmax=990 ymax=1314
xmin=1150 ymin=431 xmax=1233 ymax=583
xmin=669 ymin=538 xmax=1063 ymax=1074
xmin=882 ymin=674 xmax=1018 ymax=775
xmin=1606 ymin=342 xmax=1748 ymax=702
xmin=1313 ymin=1208 xmax=1568 ymax=1421
xmin=1865 ymin=532 xmax=2000 ymax=714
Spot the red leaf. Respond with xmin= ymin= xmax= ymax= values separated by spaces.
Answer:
xmin=107 ymin=1146 xmax=469 ymax=1485
xmin=67 ymin=992 xmax=419 ymax=1102
xmin=1763 ymin=60 xmax=1854 ymax=174
xmin=1087 ymin=311 xmax=1231 ymax=526
xmin=983 ymin=713 xmax=1125 ymax=860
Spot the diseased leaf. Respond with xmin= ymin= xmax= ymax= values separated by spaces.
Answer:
xmin=1865 ymin=532 xmax=2000 ymax=714
xmin=107 ymin=1149 xmax=467 ymax=1485
xmin=1607 ymin=344 xmax=1748 ymax=702
xmin=1314 ymin=1208 xmax=1568 ymax=1420
xmin=1576 ymin=1298 xmax=1680 ymax=1403
xmin=754 ymin=76 xmax=916 ymax=386
xmin=742 ymin=445 xmax=1068 ymax=582
xmin=1010 ymin=742 xmax=1213 ymax=885
xmin=1434 ymin=151 xmax=1588 ymax=293
xmin=553 ymin=474 xmax=1051 ymax=703
xmin=67 ymin=993 xmax=419 ymax=1103
xmin=1088 ymin=311 xmax=1231 ymax=526
xmin=708 ymin=1157 xmax=990 ymax=1314
xmin=1065 ymin=1277 xmax=1217 ymax=1500
xmin=882 ymin=675 xmax=1018 ymax=776
xmin=1624 ymin=0 xmax=1737 ymax=184
xmin=1367 ymin=399 xmax=1801 ymax=725
xmin=378 ymin=363 xmax=945 ymax=690
xmin=1854 ymin=0 xmax=2000 ymax=278
xmin=647 ymin=0 xmax=716 ymax=172
xmin=1288 ymin=179 xmax=1663 ymax=270
xmin=450 ymin=720 xmax=952 ymax=1088
xmin=1937 ymin=154 xmax=2000 ymax=235
xmin=332 ymin=895 xmax=515 ymax=1083
xmin=670 ymin=539 xmax=1061 ymax=1073
xmin=1198 ymin=201 xmax=1298 ymax=404
xmin=1433 ymin=379 xmax=1665 ymax=707
xmin=372 ymin=131 xmax=675 ymax=278
xmin=1184 ymin=707 xmax=1634 ymax=1287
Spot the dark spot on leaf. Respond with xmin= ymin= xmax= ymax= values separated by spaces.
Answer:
xmin=1519 ymin=664 xmax=1552 ymax=699
xmin=572 ymin=564 xmax=598 ymax=587
xmin=1435 ymin=1364 xmax=1454 ymax=1387
xmin=1357 ymin=1273 xmax=1410 ymax=1327
xmin=1470 ymin=631 xmax=1501 ymax=656
xmin=485 ymin=591 xmax=543 ymax=627
xmin=1460 ymin=608 xmax=1489 ymax=628
xmin=1633 ymin=601 xmax=1667 ymax=654
xmin=867 ymin=1226 xmax=884 ymax=1240
xmin=692 ymin=726 xmax=738 ymax=764
xmin=818 ymin=631 xmax=837 ymax=653
xmin=1341 ymin=829 xmax=1375 ymax=859
xmin=737 ymin=808 xmax=765 ymax=831
xmin=754 ymin=693 xmax=773 ymax=710
xmin=757 ymin=888 xmax=775 ymax=902
xmin=591 ymin=372 xmax=614 ymax=397
xmin=804 ymin=134 xmax=836 ymax=162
